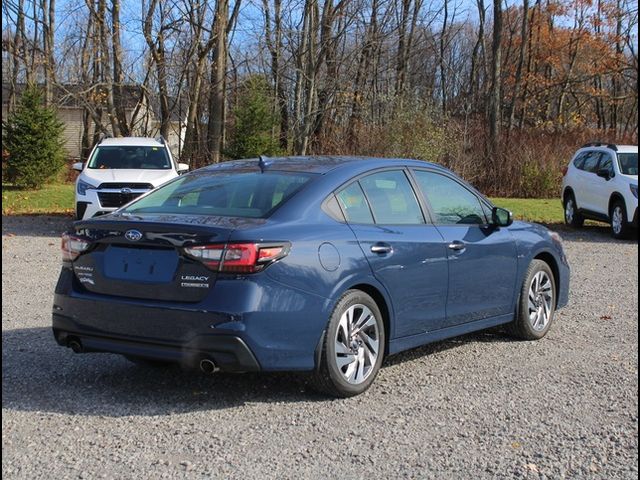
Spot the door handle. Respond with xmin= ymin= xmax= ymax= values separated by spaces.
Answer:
xmin=448 ymin=241 xmax=466 ymax=251
xmin=371 ymin=243 xmax=393 ymax=254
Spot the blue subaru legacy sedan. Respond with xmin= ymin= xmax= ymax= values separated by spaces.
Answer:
xmin=53 ymin=156 xmax=570 ymax=397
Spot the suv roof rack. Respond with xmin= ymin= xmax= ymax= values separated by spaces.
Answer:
xmin=581 ymin=142 xmax=618 ymax=151
xmin=155 ymin=135 xmax=166 ymax=145
xmin=98 ymin=133 xmax=112 ymax=144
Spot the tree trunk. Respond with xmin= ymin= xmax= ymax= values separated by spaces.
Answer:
xmin=111 ymin=0 xmax=130 ymax=135
xmin=488 ymin=0 xmax=503 ymax=157
xmin=207 ymin=0 xmax=230 ymax=163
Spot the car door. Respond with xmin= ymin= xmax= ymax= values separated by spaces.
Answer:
xmin=577 ymin=150 xmax=604 ymax=211
xmin=336 ymin=170 xmax=448 ymax=338
xmin=589 ymin=152 xmax=615 ymax=216
xmin=411 ymin=169 xmax=518 ymax=329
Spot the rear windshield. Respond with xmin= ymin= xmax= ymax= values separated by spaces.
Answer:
xmin=120 ymin=171 xmax=314 ymax=218
xmin=617 ymin=153 xmax=638 ymax=175
xmin=88 ymin=146 xmax=171 ymax=170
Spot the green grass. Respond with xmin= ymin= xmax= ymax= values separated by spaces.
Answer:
xmin=1 ymin=182 xmax=566 ymax=224
xmin=2 ymin=183 xmax=75 ymax=215
xmin=490 ymin=197 xmax=564 ymax=224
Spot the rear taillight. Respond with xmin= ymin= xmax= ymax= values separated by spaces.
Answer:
xmin=184 ymin=242 xmax=290 ymax=273
xmin=61 ymin=233 xmax=90 ymax=262
xmin=561 ymin=166 xmax=568 ymax=176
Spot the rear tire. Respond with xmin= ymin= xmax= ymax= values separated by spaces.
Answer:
xmin=563 ymin=193 xmax=584 ymax=228
xmin=610 ymin=200 xmax=631 ymax=239
xmin=310 ymin=290 xmax=385 ymax=398
xmin=507 ymin=260 xmax=556 ymax=340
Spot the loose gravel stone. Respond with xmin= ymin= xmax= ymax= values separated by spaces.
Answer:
xmin=2 ymin=216 xmax=638 ymax=479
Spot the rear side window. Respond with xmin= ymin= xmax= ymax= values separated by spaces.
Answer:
xmin=581 ymin=151 xmax=602 ymax=173
xmin=573 ymin=152 xmax=587 ymax=169
xmin=359 ymin=170 xmax=424 ymax=224
xmin=88 ymin=146 xmax=171 ymax=170
xmin=336 ymin=182 xmax=374 ymax=224
xmin=121 ymin=171 xmax=313 ymax=218
xmin=413 ymin=170 xmax=487 ymax=225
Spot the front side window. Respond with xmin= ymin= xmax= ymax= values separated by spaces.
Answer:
xmin=413 ymin=170 xmax=487 ymax=225
xmin=359 ymin=170 xmax=424 ymax=225
xmin=121 ymin=171 xmax=314 ymax=218
xmin=88 ymin=146 xmax=172 ymax=170
xmin=598 ymin=155 xmax=614 ymax=175
xmin=617 ymin=153 xmax=638 ymax=175
xmin=581 ymin=151 xmax=602 ymax=173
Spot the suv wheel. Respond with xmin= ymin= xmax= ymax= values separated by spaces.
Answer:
xmin=311 ymin=290 xmax=385 ymax=397
xmin=563 ymin=193 xmax=584 ymax=228
xmin=610 ymin=200 xmax=631 ymax=239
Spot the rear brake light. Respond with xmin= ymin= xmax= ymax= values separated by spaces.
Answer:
xmin=561 ymin=166 xmax=568 ymax=176
xmin=184 ymin=242 xmax=290 ymax=273
xmin=183 ymin=245 xmax=224 ymax=270
xmin=61 ymin=233 xmax=90 ymax=262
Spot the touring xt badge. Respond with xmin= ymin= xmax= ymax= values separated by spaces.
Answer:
xmin=181 ymin=275 xmax=209 ymax=288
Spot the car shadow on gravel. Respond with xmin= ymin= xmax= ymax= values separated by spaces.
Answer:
xmin=2 ymin=215 xmax=74 ymax=237
xmin=2 ymin=327 xmax=327 ymax=416
xmin=3 ymin=327 xmax=514 ymax=414
xmin=544 ymin=223 xmax=638 ymax=244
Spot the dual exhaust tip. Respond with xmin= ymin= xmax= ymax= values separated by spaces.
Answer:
xmin=199 ymin=358 xmax=218 ymax=374
xmin=67 ymin=337 xmax=218 ymax=374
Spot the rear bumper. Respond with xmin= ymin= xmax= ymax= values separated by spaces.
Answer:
xmin=52 ymin=267 xmax=331 ymax=371
xmin=53 ymin=313 xmax=260 ymax=371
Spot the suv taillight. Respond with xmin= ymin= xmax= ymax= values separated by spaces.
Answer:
xmin=184 ymin=242 xmax=290 ymax=273
xmin=61 ymin=233 xmax=90 ymax=262
xmin=561 ymin=166 xmax=568 ymax=176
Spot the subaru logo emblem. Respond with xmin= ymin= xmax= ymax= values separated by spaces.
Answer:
xmin=121 ymin=188 xmax=132 ymax=195
xmin=124 ymin=229 xmax=143 ymax=242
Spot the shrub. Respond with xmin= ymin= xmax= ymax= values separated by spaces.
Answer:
xmin=2 ymin=84 xmax=66 ymax=188
xmin=225 ymin=76 xmax=282 ymax=159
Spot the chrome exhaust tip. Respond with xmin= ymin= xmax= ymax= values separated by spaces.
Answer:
xmin=68 ymin=338 xmax=83 ymax=353
xmin=199 ymin=358 xmax=217 ymax=374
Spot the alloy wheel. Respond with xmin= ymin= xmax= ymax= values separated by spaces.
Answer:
xmin=528 ymin=271 xmax=554 ymax=331
xmin=334 ymin=304 xmax=380 ymax=385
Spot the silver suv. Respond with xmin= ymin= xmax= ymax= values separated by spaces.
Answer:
xmin=561 ymin=142 xmax=638 ymax=239
xmin=73 ymin=137 xmax=189 ymax=220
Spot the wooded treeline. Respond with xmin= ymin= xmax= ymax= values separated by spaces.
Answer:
xmin=2 ymin=0 xmax=638 ymax=195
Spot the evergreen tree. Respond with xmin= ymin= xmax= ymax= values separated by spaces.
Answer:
xmin=3 ymin=84 xmax=66 ymax=188
xmin=225 ymin=76 xmax=282 ymax=160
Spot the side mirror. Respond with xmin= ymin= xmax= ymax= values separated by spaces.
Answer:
xmin=492 ymin=207 xmax=513 ymax=227
xmin=177 ymin=163 xmax=189 ymax=174
xmin=72 ymin=162 xmax=84 ymax=172
xmin=596 ymin=168 xmax=613 ymax=180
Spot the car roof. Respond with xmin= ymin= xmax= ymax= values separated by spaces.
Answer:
xmin=98 ymin=137 xmax=165 ymax=147
xmin=198 ymin=156 xmax=446 ymax=175
xmin=615 ymin=145 xmax=638 ymax=153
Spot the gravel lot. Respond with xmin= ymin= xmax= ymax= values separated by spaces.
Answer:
xmin=2 ymin=215 xmax=638 ymax=479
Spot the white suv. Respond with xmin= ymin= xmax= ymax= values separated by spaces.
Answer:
xmin=561 ymin=143 xmax=638 ymax=238
xmin=73 ymin=137 xmax=189 ymax=220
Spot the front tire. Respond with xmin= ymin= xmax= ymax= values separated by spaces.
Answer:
xmin=311 ymin=290 xmax=385 ymax=398
xmin=508 ymin=260 xmax=556 ymax=340
xmin=610 ymin=200 xmax=631 ymax=239
xmin=564 ymin=193 xmax=584 ymax=228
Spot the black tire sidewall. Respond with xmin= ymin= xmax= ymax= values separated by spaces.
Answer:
xmin=564 ymin=194 xmax=583 ymax=227
xmin=323 ymin=290 xmax=385 ymax=397
xmin=517 ymin=260 xmax=557 ymax=340
xmin=610 ymin=201 xmax=629 ymax=239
